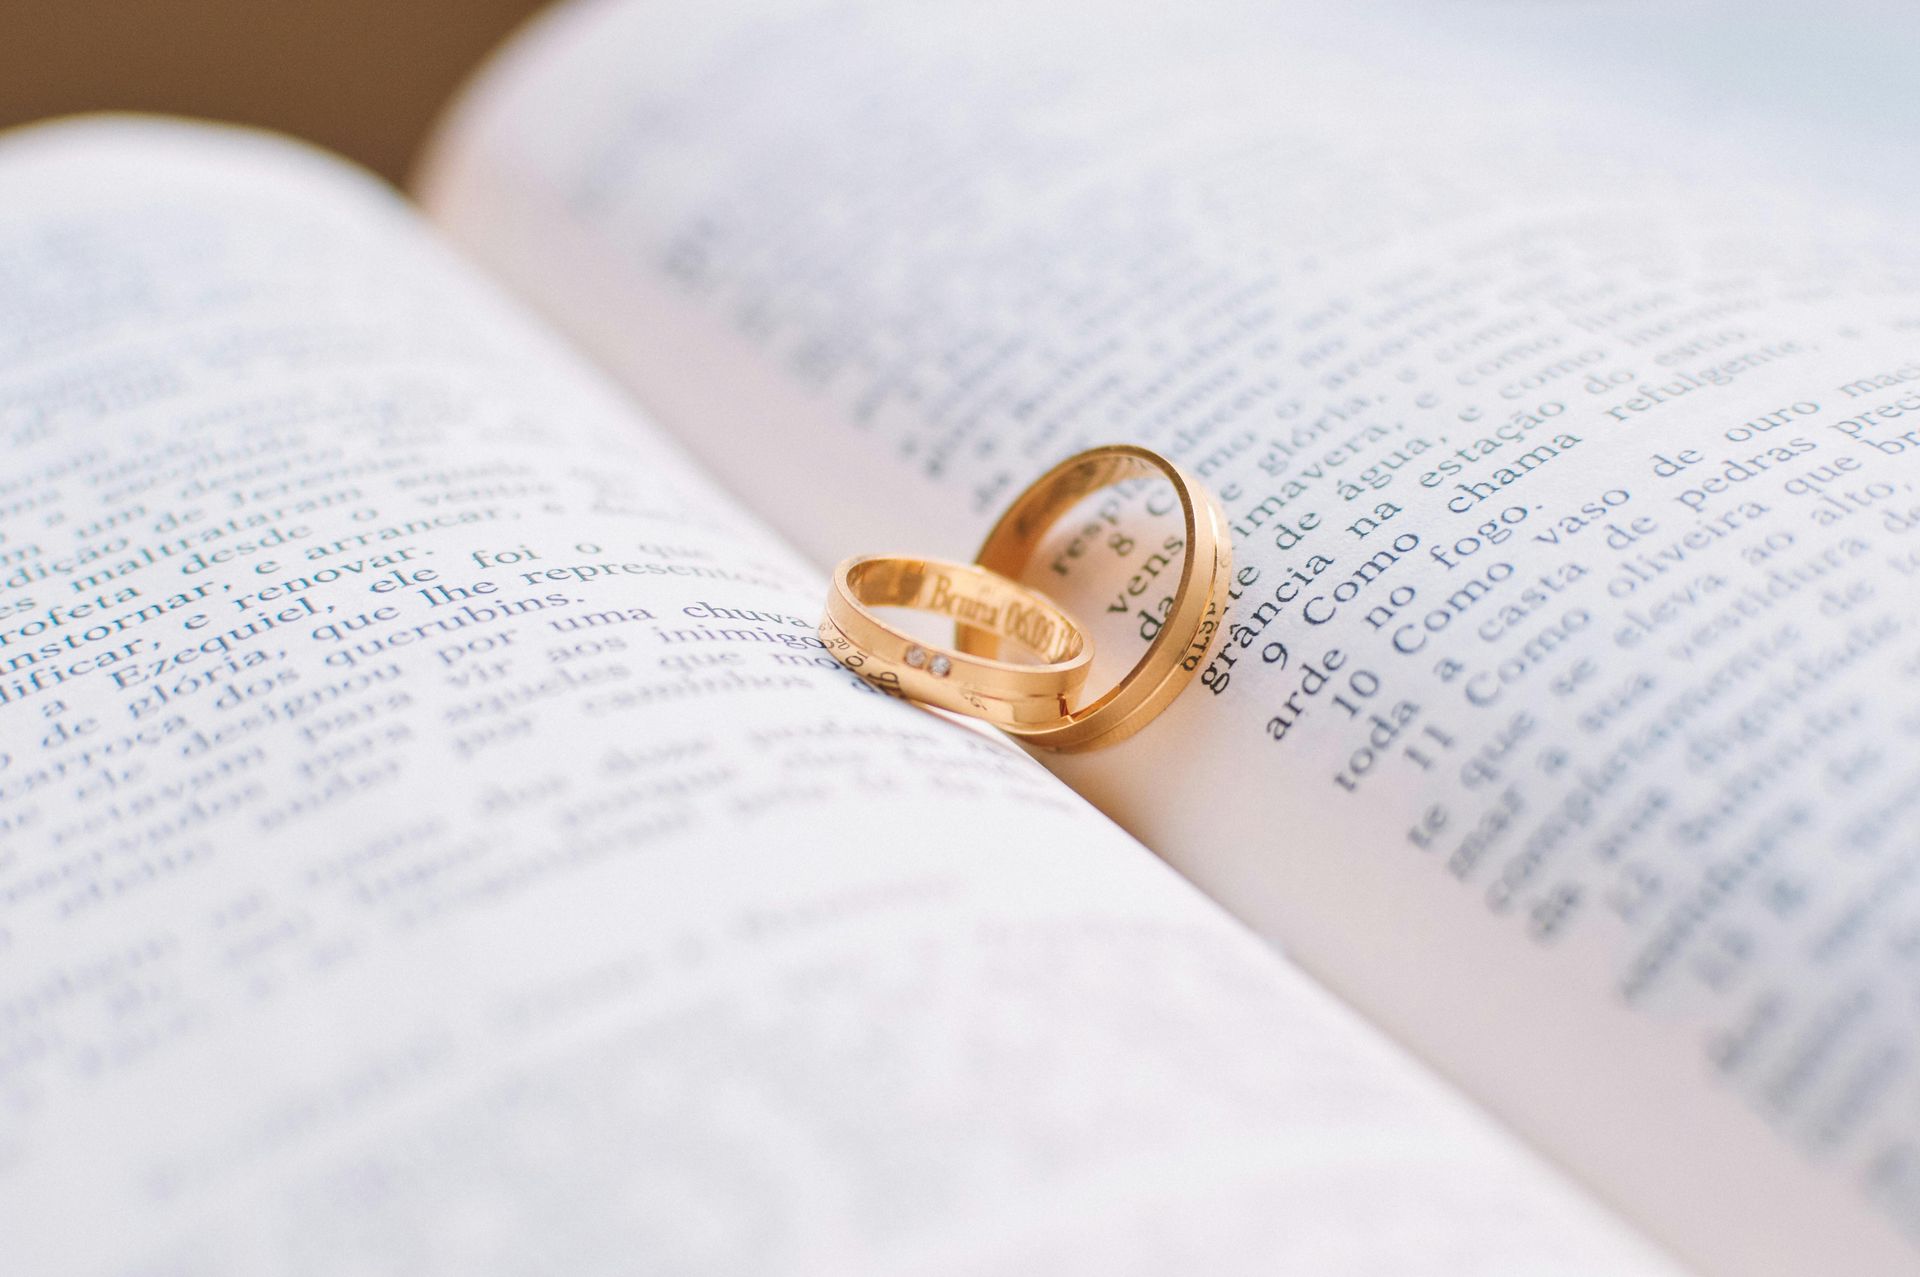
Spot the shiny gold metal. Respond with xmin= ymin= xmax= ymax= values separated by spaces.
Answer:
xmin=820 ymin=554 xmax=1092 ymax=725
xmin=958 ymin=444 xmax=1231 ymax=752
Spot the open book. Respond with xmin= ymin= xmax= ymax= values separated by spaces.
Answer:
xmin=5 ymin=1 xmax=1919 ymax=1272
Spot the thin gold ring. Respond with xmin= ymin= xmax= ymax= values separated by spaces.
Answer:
xmin=820 ymin=554 xmax=1093 ymax=726
xmin=956 ymin=444 xmax=1231 ymax=752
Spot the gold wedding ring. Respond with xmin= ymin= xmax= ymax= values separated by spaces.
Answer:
xmin=956 ymin=444 xmax=1231 ymax=752
xmin=820 ymin=555 xmax=1092 ymax=726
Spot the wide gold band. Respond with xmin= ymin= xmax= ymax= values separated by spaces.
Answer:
xmin=820 ymin=555 xmax=1093 ymax=725
xmin=956 ymin=444 xmax=1231 ymax=752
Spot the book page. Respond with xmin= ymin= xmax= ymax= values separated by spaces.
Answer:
xmin=419 ymin=3 xmax=1920 ymax=1274
xmin=0 ymin=119 xmax=1676 ymax=1275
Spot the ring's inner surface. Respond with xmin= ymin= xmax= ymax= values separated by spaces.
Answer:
xmin=847 ymin=559 xmax=1082 ymax=665
xmin=960 ymin=456 xmax=1191 ymax=694
xmin=1000 ymin=453 xmax=1160 ymax=551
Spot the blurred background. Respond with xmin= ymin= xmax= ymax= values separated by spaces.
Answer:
xmin=0 ymin=0 xmax=547 ymax=183
xmin=2 ymin=0 xmax=1918 ymax=200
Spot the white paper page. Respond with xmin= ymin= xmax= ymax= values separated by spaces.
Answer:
xmin=0 ymin=119 xmax=1678 ymax=1276
xmin=419 ymin=3 xmax=1920 ymax=1275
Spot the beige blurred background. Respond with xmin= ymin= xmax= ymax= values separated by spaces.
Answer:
xmin=0 ymin=0 xmax=550 ymax=184
xmin=6 ymin=1 xmax=1919 ymax=201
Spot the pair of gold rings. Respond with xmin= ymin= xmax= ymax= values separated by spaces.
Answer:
xmin=819 ymin=444 xmax=1231 ymax=752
